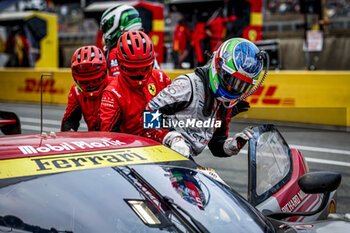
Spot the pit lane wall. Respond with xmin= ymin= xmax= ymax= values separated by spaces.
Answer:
xmin=1 ymin=69 xmax=350 ymax=127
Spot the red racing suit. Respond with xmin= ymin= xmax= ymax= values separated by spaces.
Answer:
xmin=106 ymin=46 xmax=120 ymax=76
xmin=192 ymin=22 xmax=207 ymax=65
xmin=206 ymin=16 xmax=227 ymax=53
xmin=100 ymin=69 xmax=171 ymax=142
xmin=173 ymin=24 xmax=192 ymax=55
xmin=61 ymin=76 xmax=113 ymax=132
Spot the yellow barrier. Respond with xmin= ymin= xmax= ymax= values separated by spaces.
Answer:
xmin=0 ymin=69 xmax=349 ymax=126
xmin=242 ymin=71 xmax=350 ymax=126
xmin=0 ymin=68 xmax=73 ymax=104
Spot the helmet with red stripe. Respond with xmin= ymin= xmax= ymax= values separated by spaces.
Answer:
xmin=116 ymin=31 xmax=154 ymax=86
xmin=209 ymin=38 xmax=263 ymax=102
xmin=71 ymin=46 xmax=108 ymax=97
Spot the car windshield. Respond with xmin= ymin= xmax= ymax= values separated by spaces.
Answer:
xmin=0 ymin=165 xmax=275 ymax=233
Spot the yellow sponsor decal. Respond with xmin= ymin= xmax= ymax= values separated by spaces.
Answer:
xmin=0 ymin=145 xmax=187 ymax=179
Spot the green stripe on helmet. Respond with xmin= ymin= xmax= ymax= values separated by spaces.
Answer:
xmin=101 ymin=5 xmax=122 ymax=19
xmin=120 ymin=9 xmax=141 ymax=29
xmin=209 ymin=58 xmax=219 ymax=93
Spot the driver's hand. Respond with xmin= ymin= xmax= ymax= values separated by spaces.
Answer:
xmin=163 ymin=131 xmax=191 ymax=158
xmin=223 ymin=127 xmax=254 ymax=156
xmin=231 ymin=100 xmax=250 ymax=117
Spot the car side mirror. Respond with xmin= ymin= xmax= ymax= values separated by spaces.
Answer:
xmin=0 ymin=110 xmax=21 ymax=135
xmin=298 ymin=171 xmax=342 ymax=194
xmin=267 ymin=171 xmax=342 ymax=220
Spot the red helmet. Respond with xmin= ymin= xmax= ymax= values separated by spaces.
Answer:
xmin=71 ymin=45 xmax=108 ymax=97
xmin=116 ymin=31 xmax=154 ymax=86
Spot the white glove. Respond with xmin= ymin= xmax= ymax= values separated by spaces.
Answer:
xmin=163 ymin=131 xmax=191 ymax=158
xmin=223 ymin=127 xmax=254 ymax=156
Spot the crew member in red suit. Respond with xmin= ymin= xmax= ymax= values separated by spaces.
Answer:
xmin=61 ymin=45 xmax=113 ymax=131
xmin=205 ymin=9 xmax=236 ymax=53
xmin=192 ymin=12 xmax=209 ymax=66
xmin=100 ymin=31 xmax=169 ymax=135
xmin=100 ymin=31 xmax=189 ymax=154
xmin=172 ymin=17 xmax=192 ymax=68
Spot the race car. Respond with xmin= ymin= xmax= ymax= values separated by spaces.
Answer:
xmin=0 ymin=124 xmax=349 ymax=233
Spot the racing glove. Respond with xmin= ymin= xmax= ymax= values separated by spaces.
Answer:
xmin=223 ymin=127 xmax=254 ymax=156
xmin=163 ymin=131 xmax=191 ymax=158
xmin=231 ymin=100 xmax=250 ymax=118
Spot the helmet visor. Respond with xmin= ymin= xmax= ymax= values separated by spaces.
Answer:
xmin=217 ymin=60 xmax=254 ymax=95
xmin=120 ymin=64 xmax=153 ymax=80
xmin=75 ymin=74 xmax=106 ymax=92
xmin=101 ymin=15 xmax=115 ymax=33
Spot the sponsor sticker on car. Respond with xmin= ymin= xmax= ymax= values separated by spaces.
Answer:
xmin=0 ymin=145 xmax=188 ymax=179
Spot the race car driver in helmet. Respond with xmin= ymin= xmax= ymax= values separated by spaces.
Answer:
xmin=100 ymin=31 xmax=171 ymax=140
xmin=100 ymin=4 xmax=159 ymax=76
xmin=143 ymin=38 xmax=269 ymax=158
xmin=61 ymin=45 xmax=113 ymax=132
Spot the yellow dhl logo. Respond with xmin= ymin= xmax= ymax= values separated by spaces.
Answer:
xmin=0 ymin=145 xmax=187 ymax=179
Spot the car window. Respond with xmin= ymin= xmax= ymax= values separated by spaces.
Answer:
xmin=256 ymin=131 xmax=291 ymax=195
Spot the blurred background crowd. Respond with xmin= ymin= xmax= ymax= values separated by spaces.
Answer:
xmin=0 ymin=0 xmax=349 ymax=70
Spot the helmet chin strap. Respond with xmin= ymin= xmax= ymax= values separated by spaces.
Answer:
xmin=222 ymin=50 xmax=270 ymax=109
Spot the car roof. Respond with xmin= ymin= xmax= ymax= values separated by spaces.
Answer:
xmin=0 ymin=131 xmax=159 ymax=159
xmin=0 ymin=131 xmax=192 ymax=180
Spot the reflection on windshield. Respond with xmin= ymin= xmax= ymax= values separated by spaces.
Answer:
xmin=256 ymin=131 xmax=290 ymax=195
xmin=0 ymin=165 xmax=275 ymax=233
xmin=117 ymin=166 xmax=210 ymax=233
xmin=134 ymin=165 xmax=275 ymax=233
xmin=165 ymin=168 xmax=209 ymax=210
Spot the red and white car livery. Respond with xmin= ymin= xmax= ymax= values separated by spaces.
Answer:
xmin=0 ymin=131 xmax=189 ymax=180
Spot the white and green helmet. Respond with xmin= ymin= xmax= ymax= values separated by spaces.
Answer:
xmin=209 ymin=38 xmax=263 ymax=102
xmin=100 ymin=4 xmax=142 ymax=48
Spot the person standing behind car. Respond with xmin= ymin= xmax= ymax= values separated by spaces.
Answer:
xmin=192 ymin=12 xmax=210 ymax=67
xmin=61 ymin=46 xmax=113 ymax=132
xmin=143 ymin=38 xmax=268 ymax=158
xmin=100 ymin=4 xmax=159 ymax=76
xmin=100 ymin=31 xmax=175 ymax=141
xmin=172 ymin=16 xmax=192 ymax=68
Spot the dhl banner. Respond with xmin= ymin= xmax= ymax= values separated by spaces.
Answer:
xmin=242 ymin=71 xmax=350 ymax=127
xmin=0 ymin=69 xmax=350 ymax=126
xmin=0 ymin=68 xmax=73 ymax=104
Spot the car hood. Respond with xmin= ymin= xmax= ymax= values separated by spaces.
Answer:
xmin=0 ymin=164 xmax=275 ymax=233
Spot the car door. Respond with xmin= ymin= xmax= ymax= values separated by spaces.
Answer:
xmin=247 ymin=124 xmax=327 ymax=222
